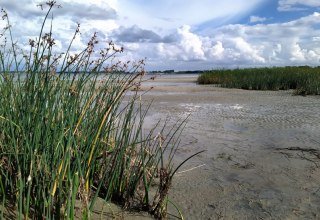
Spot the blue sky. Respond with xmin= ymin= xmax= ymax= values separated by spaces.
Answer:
xmin=2 ymin=0 xmax=320 ymax=70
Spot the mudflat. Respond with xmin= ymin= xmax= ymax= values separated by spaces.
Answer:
xmin=139 ymin=74 xmax=320 ymax=219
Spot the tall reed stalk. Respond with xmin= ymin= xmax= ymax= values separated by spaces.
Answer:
xmin=0 ymin=2 xmax=201 ymax=219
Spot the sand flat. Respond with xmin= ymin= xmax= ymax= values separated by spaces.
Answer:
xmin=139 ymin=74 xmax=320 ymax=219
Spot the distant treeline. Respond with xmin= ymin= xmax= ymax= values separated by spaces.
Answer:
xmin=197 ymin=66 xmax=320 ymax=95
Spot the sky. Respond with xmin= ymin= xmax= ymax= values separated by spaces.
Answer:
xmin=1 ymin=0 xmax=320 ymax=71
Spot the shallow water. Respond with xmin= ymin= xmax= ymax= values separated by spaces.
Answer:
xmin=139 ymin=74 xmax=320 ymax=219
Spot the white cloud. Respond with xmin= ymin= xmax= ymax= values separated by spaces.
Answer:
xmin=177 ymin=25 xmax=205 ymax=60
xmin=278 ymin=0 xmax=320 ymax=11
xmin=232 ymin=37 xmax=266 ymax=63
xmin=290 ymin=43 xmax=306 ymax=61
xmin=205 ymin=41 xmax=225 ymax=59
xmin=250 ymin=16 xmax=267 ymax=23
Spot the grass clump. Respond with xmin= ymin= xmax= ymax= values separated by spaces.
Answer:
xmin=197 ymin=66 xmax=320 ymax=95
xmin=0 ymin=2 xmax=201 ymax=219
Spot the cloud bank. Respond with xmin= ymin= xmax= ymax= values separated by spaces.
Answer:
xmin=117 ymin=12 xmax=320 ymax=70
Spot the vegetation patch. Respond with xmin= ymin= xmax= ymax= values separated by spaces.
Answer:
xmin=197 ymin=67 xmax=320 ymax=95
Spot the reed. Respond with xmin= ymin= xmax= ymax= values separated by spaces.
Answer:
xmin=0 ymin=2 xmax=201 ymax=219
xmin=198 ymin=66 xmax=320 ymax=95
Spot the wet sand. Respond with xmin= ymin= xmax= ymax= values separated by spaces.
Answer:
xmin=138 ymin=74 xmax=320 ymax=219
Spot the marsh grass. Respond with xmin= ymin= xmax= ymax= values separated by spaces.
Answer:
xmin=0 ymin=2 xmax=202 ymax=219
xmin=198 ymin=67 xmax=320 ymax=95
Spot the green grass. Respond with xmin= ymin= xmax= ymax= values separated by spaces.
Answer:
xmin=197 ymin=66 xmax=320 ymax=95
xmin=0 ymin=2 xmax=202 ymax=219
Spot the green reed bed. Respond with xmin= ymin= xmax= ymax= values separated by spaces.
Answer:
xmin=0 ymin=2 xmax=201 ymax=219
xmin=198 ymin=66 xmax=320 ymax=95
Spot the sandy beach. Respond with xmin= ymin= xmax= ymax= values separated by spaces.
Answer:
xmin=137 ymin=74 xmax=320 ymax=219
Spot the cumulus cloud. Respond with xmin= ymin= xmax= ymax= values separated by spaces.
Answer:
xmin=176 ymin=25 xmax=205 ymax=60
xmin=278 ymin=0 xmax=320 ymax=11
xmin=231 ymin=37 xmax=265 ymax=63
xmin=250 ymin=16 xmax=267 ymax=23
xmin=204 ymin=41 xmax=225 ymax=60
